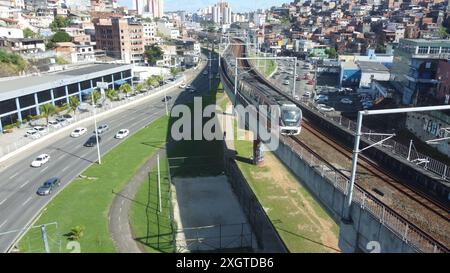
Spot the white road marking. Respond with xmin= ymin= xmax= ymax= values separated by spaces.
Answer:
xmin=0 ymin=220 xmax=7 ymax=229
xmin=62 ymin=166 xmax=70 ymax=172
xmin=119 ymin=207 xmax=122 ymax=213
xmin=40 ymin=166 xmax=49 ymax=173
xmin=9 ymin=173 xmax=19 ymax=179
xmin=0 ymin=198 xmax=7 ymax=206
xmin=19 ymin=180 xmax=30 ymax=188
xmin=22 ymin=197 xmax=32 ymax=206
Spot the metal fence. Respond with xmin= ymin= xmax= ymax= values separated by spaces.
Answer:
xmin=175 ymin=223 xmax=254 ymax=253
xmin=282 ymin=136 xmax=448 ymax=253
xmin=0 ymin=76 xmax=185 ymax=159
xmin=302 ymin=100 xmax=450 ymax=181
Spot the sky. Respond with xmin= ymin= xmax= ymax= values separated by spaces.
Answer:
xmin=118 ymin=0 xmax=288 ymax=13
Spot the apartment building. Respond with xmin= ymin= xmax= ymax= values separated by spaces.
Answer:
xmin=95 ymin=18 xmax=144 ymax=64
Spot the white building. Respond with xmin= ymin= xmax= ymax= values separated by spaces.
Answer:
xmin=142 ymin=22 xmax=157 ymax=46
xmin=156 ymin=21 xmax=179 ymax=39
xmin=0 ymin=27 xmax=24 ymax=39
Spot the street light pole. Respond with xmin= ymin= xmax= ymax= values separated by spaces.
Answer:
xmin=91 ymin=90 xmax=101 ymax=165
xmin=293 ymin=58 xmax=297 ymax=98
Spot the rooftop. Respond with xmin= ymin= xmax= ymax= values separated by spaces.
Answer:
xmin=0 ymin=63 xmax=132 ymax=99
xmin=357 ymin=61 xmax=389 ymax=73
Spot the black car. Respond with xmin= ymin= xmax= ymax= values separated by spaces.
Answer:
xmin=84 ymin=135 xmax=102 ymax=147
xmin=36 ymin=177 xmax=61 ymax=196
xmin=162 ymin=96 xmax=172 ymax=102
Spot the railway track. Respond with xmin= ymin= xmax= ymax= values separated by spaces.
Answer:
xmin=301 ymin=120 xmax=450 ymax=222
xmin=223 ymin=40 xmax=450 ymax=251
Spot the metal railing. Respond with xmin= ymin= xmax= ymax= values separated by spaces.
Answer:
xmin=303 ymin=100 xmax=450 ymax=181
xmin=283 ymin=136 xmax=448 ymax=253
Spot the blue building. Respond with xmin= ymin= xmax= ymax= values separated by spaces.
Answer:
xmin=0 ymin=63 xmax=133 ymax=132
xmin=340 ymin=62 xmax=361 ymax=88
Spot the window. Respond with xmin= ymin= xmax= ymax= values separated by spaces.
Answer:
xmin=19 ymin=94 xmax=36 ymax=108
xmin=1 ymin=113 xmax=18 ymax=126
xmin=113 ymin=72 xmax=122 ymax=80
xmin=103 ymin=74 xmax=112 ymax=83
xmin=418 ymin=46 xmax=428 ymax=54
xmin=37 ymin=90 xmax=51 ymax=103
xmin=53 ymin=86 xmax=66 ymax=98
xmin=429 ymin=47 xmax=440 ymax=54
xmin=0 ymin=99 xmax=17 ymax=115
xmin=54 ymin=98 xmax=66 ymax=107
xmin=21 ymin=108 xmax=37 ymax=120
xmin=68 ymin=83 xmax=79 ymax=94
xmin=80 ymin=80 xmax=91 ymax=91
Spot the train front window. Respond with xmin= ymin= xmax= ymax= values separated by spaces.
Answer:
xmin=282 ymin=110 xmax=301 ymax=123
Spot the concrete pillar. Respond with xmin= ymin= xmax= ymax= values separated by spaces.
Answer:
xmin=0 ymin=118 xmax=3 ymax=134
xmin=50 ymin=89 xmax=55 ymax=106
xmin=65 ymin=85 xmax=70 ymax=104
xmin=338 ymin=219 xmax=358 ymax=253
xmin=34 ymin=93 xmax=40 ymax=115
xmin=15 ymin=98 xmax=22 ymax=122
xmin=79 ymin=82 xmax=84 ymax=102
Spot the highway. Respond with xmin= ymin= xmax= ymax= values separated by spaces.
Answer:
xmin=0 ymin=54 xmax=218 ymax=252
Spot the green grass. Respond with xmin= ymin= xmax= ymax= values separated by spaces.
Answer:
xmin=129 ymin=157 xmax=174 ymax=253
xmin=234 ymin=138 xmax=339 ymax=253
xmin=18 ymin=116 xmax=170 ymax=253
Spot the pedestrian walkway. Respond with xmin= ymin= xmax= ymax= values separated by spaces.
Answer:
xmin=108 ymin=149 xmax=166 ymax=253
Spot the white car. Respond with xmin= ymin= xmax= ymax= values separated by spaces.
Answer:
xmin=61 ymin=114 xmax=74 ymax=123
xmin=303 ymin=91 xmax=311 ymax=98
xmin=315 ymin=94 xmax=329 ymax=102
xmin=179 ymin=83 xmax=187 ymax=89
xmin=26 ymin=130 xmax=41 ymax=139
xmin=283 ymin=80 xmax=290 ymax=85
xmin=71 ymin=127 xmax=87 ymax=138
xmin=203 ymin=71 xmax=208 ymax=76
xmin=33 ymin=126 xmax=47 ymax=134
xmin=316 ymin=104 xmax=335 ymax=112
xmin=31 ymin=154 xmax=50 ymax=168
xmin=340 ymin=98 xmax=353 ymax=104
xmin=48 ymin=120 xmax=61 ymax=129
xmin=115 ymin=129 xmax=130 ymax=139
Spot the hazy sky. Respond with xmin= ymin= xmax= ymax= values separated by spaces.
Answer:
xmin=118 ymin=0 xmax=288 ymax=12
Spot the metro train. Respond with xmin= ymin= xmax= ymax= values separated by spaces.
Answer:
xmin=220 ymin=42 xmax=302 ymax=136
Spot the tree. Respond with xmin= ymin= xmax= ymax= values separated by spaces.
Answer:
xmin=51 ymin=31 xmax=72 ymax=43
xmin=325 ymin=48 xmax=337 ymax=59
xmin=170 ymin=67 xmax=180 ymax=78
xmin=39 ymin=103 xmax=56 ymax=125
xmin=135 ymin=83 xmax=144 ymax=93
xmin=23 ymin=28 xmax=37 ymax=38
xmin=144 ymin=45 xmax=164 ymax=65
xmin=50 ymin=16 xmax=71 ymax=32
xmin=105 ymin=88 xmax=117 ymax=101
xmin=119 ymin=83 xmax=132 ymax=97
xmin=68 ymin=96 xmax=80 ymax=116
xmin=91 ymin=90 xmax=101 ymax=104
xmin=68 ymin=226 xmax=85 ymax=241
xmin=438 ymin=26 xmax=449 ymax=39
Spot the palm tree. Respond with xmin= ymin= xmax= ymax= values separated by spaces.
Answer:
xmin=105 ymin=88 xmax=117 ymax=102
xmin=68 ymin=225 xmax=85 ymax=241
xmin=119 ymin=83 xmax=132 ymax=98
xmin=39 ymin=103 xmax=56 ymax=125
xmin=68 ymin=96 xmax=80 ymax=116
xmin=135 ymin=83 xmax=143 ymax=93
xmin=91 ymin=90 xmax=101 ymax=105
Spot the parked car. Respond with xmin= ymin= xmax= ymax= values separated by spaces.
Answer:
xmin=340 ymin=98 xmax=353 ymax=104
xmin=48 ymin=120 xmax=61 ymax=129
xmin=179 ymin=83 xmax=187 ymax=89
xmin=115 ymin=129 xmax=130 ymax=139
xmin=283 ymin=80 xmax=290 ymax=85
xmin=26 ymin=130 xmax=41 ymax=139
xmin=84 ymin=135 xmax=101 ymax=147
xmin=316 ymin=104 xmax=335 ymax=112
xmin=31 ymin=154 xmax=50 ymax=168
xmin=61 ymin=114 xmax=74 ymax=123
xmin=55 ymin=117 xmax=68 ymax=126
xmin=203 ymin=70 xmax=208 ymax=76
xmin=71 ymin=127 xmax=87 ymax=138
xmin=95 ymin=124 xmax=109 ymax=135
xmin=314 ymin=95 xmax=329 ymax=102
xmin=33 ymin=126 xmax=47 ymax=134
xmin=36 ymin=177 xmax=61 ymax=196
xmin=303 ymin=91 xmax=311 ymax=98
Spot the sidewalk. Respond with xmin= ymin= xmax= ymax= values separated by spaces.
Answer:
xmin=109 ymin=149 xmax=166 ymax=253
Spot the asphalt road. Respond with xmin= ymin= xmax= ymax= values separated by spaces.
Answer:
xmin=0 ymin=55 xmax=218 ymax=253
